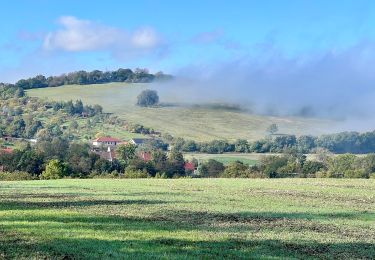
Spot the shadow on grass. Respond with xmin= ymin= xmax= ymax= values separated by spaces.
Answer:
xmin=0 ymin=195 xmax=374 ymax=259
xmin=1 ymin=207 xmax=374 ymax=245
xmin=0 ymin=199 xmax=172 ymax=210
xmin=1 ymin=231 xmax=374 ymax=259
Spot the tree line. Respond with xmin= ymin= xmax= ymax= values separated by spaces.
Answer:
xmin=12 ymin=68 xmax=172 ymax=90
xmin=0 ymin=139 xmax=187 ymax=179
xmin=2 ymin=140 xmax=374 ymax=180
xmin=169 ymin=131 xmax=375 ymax=154
xmin=197 ymin=150 xmax=375 ymax=179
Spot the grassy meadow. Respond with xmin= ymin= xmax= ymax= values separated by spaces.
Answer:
xmin=1 ymin=178 xmax=375 ymax=259
xmin=28 ymin=83 xmax=334 ymax=141
xmin=184 ymin=152 xmax=260 ymax=165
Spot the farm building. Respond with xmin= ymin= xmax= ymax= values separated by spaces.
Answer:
xmin=184 ymin=162 xmax=196 ymax=172
xmin=92 ymin=137 xmax=122 ymax=147
xmin=92 ymin=148 xmax=152 ymax=163
xmin=138 ymin=151 xmax=152 ymax=162
xmin=129 ymin=138 xmax=149 ymax=146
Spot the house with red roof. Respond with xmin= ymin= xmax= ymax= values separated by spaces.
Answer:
xmin=0 ymin=147 xmax=13 ymax=154
xmin=184 ymin=162 xmax=196 ymax=172
xmin=138 ymin=151 xmax=152 ymax=162
xmin=92 ymin=137 xmax=122 ymax=147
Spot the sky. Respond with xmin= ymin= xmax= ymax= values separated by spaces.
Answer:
xmin=1 ymin=0 xmax=375 ymax=82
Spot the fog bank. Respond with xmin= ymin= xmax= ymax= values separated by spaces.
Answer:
xmin=155 ymin=41 xmax=375 ymax=131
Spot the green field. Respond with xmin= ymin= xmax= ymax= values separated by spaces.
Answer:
xmin=184 ymin=152 xmax=260 ymax=165
xmin=183 ymin=153 xmax=325 ymax=165
xmin=1 ymin=179 xmax=374 ymax=259
xmin=28 ymin=83 xmax=335 ymax=141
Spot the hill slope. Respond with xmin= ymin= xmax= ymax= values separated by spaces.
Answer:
xmin=28 ymin=83 xmax=334 ymax=141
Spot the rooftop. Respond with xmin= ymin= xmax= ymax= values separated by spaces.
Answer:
xmin=95 ymin=137 xmax=122 ymax=142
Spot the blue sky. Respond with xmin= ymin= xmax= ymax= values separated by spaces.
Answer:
xmin=1 ymin=0 xmax=375 ymax=82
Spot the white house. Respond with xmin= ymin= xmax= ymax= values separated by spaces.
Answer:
xmin=92 ymin=137 xmax=122 ymax=147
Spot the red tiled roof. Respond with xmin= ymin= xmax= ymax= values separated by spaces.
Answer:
xmin=0 ymin=148 xmax=13 ymax=154
xmin=139 ymin=151 xmax=152 ymax=161
xmin=95 ymin=137 xmax=122 ymax=142
xmin=184 ymin=162 xmax=196 ymax=171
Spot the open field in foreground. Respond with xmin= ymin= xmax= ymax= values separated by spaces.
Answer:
xmin=1 ymin=179 xmax=375 ymax=259
xmin=28 ymin=83 xmax=334 ymax=141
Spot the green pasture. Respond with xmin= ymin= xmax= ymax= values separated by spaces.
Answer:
xmin=184 ymin=152 xmax=260 ymax=165
xmin=1 ymin=179 xmax=374 ymax=259
xmin=27 ymin=83 xmax=334 ymax=141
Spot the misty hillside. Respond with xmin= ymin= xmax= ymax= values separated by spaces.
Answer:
xmin=28 ymin=82 xmax=334 ymax=141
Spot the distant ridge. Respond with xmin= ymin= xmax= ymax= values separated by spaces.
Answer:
xmin=4 ymin=68 xmax=173 ymax=90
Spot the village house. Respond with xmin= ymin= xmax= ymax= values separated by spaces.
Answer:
xmin=129 ymin=138 xmax=149 ymax=146
xmin=0 ymin=147 xmax=14 ymax=171
xmin=93 ymin=147 xmax=152 ymax=163
xmin=184 ymin=162 xmax=196 ymax=173
xmin=91 ymin=137 xmax=156 ymax=163
xmin=138 ymin=151 xmax=152 ymax=162
xmin=92 ymin=137 xmax=122 ymax=147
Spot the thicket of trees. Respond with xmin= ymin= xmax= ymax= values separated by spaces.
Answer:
xmin=0 ymin=140 xmax=187 ymax=179
xmin=197 ymin=151 xmax=375 ymax=179
xmin=169 ymin=131 xmax=375 ymax=154
xmin=3 ymin=138 xmax=374 ymax=180
xmin=0 ymin=84 xmax=103 ymax=139
xmin=12 ymin=68 xmax=172 ymax=90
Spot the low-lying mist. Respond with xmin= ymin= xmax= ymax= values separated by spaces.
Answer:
xmin=154 ymin=41 xmax=375 ymax=132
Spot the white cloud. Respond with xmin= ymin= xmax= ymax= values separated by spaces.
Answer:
xmin=43 ymin=16 xmax=164 ymax=58
xmin=131 ymin=27 xmax=161 ymax=49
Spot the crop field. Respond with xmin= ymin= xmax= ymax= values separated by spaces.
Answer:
xmin=1 ymin=179 xmax=375 ymax=259
xmin=27 ymin=83 xmax=334 ymax=141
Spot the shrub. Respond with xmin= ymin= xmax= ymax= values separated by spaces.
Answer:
xmin=136 ymin=89 xmax=159 ymax=107
xmin=41 ymin=159 xmax=69 ymax=179
xmin=222 ymin=161 xmax=251 ymax=178
xmin=0 ymin=171 xmax=35 ymax=181
xmin=155 ymin=172 xmax=168 ymax=179
xmin=302 ymin=161 xmax=325 ymax=176
xmin=259 ymin=156 xmax=288 ymax=178
xmin=91 ymin=171 xmax=122 ymax=179
xmin=344 ymin=169 xmax=369 ymax=179
xmin=199 ymin=159 xmax=225 ymax=177
xmin=124 ymin=168 xmax=150 ymax=178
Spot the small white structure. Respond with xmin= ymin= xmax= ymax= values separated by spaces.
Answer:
xmin=92 ymin=137 xmax=122 ymax=147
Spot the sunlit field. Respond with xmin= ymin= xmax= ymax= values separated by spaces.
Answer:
xmin=28 ymin=83 xmax=334 ymax=141
xmin=1 ymin=179 xmax=374 ymax=259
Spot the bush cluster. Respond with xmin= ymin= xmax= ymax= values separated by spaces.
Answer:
xmin=170 ymin=131 xmax=375 ymax=155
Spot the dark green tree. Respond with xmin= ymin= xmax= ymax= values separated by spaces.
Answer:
xmin=136 ymin=89 xmax=159 ymax=107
